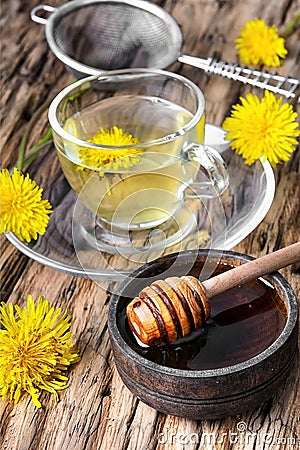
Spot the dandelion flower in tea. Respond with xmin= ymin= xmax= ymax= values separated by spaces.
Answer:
xmin=78 ymin=125 xmax=143 ymax=172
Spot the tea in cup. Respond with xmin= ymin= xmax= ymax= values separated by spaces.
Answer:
xmin=48 ymin=69 xmax=228 ymax=249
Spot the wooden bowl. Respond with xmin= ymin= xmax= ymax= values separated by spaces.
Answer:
xmin=108 ymin=249 xmax=298 ymax=419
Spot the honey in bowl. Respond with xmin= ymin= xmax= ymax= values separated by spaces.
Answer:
xmin=120 ymin=263 xmax=288 ymax=370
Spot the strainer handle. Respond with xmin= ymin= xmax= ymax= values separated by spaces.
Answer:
xmin=178 ymin=55 xmax=300 ymax=103
xmin=30 ymin=4 xmax=56 ymax=25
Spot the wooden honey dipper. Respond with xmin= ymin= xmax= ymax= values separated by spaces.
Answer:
xmin=126 ymin=242 xmax=300 ymax=346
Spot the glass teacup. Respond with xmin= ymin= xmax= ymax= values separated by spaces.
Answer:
xmin=48 ymin=69 xmax=228 ymax=251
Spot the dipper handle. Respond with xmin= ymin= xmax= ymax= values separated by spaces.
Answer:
xmin=126 ymin=243 xmax=300 ymax=346
xmin=202 ymin=242 xmax=300 ymax=298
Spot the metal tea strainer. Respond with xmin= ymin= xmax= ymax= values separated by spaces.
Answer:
xmin=31 ymin=0 xmax=300 ymax=101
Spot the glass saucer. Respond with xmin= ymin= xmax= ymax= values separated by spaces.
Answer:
xmin=5 ymin=127 xmax=275 ymax=281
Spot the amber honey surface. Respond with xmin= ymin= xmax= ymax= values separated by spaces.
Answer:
xmin=119 ymin=265 xmax=287 ymax=370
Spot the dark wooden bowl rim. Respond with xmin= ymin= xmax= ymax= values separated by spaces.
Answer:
xmin=108 ymin=249 xmax=298 ymax=378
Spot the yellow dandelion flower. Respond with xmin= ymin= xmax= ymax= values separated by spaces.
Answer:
xmin=222 ymin=91 xmax=300 ymax=166
xmin=0 ymin=295 xmax=80 ymax=408
xmin=0 ymin=168 xmax=52 ymax=243
xmin=78 ymin=125 xmax=143 ymax=172
xmin=235 ymin=18 xmax=287 ymax=67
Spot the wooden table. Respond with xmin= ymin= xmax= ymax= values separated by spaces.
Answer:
xmin=1 ymin=0 xmax=299 ymax=448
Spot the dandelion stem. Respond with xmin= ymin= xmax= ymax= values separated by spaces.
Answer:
xmin=22 ymin=138 xmax=53 ymax=168
xmin=280 ymin=12 xmax=300 ymax=38
xmin=16 ymin=98 xmax=52 ymax=171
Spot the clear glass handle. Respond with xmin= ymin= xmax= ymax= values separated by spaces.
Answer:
xmin=183 ymin=144 xmax=229 ymax=199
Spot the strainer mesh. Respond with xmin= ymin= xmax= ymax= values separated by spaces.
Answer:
xmin=52 ymin=2 xmax=182 ymax=74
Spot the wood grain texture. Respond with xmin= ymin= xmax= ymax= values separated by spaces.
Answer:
xmin=1 ymin=0 xmax=299 ymax=449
